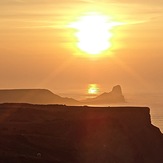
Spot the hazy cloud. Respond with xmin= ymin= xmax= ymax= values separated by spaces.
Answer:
xmin=1 ymin=0 xmax=163 ymax=29
xmin=0 ymin=0 xmax=91 ymax=5
xmin=1 ymin=0 xmax=163 ymax=5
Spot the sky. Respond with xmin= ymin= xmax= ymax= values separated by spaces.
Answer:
xmin=0 ymin=0 xmax=163 ymax=98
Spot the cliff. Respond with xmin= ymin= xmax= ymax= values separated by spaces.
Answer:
xmin=0 ymin=104 xmax=162 ymax=163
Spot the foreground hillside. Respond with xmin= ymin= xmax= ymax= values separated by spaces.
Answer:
xmin=0 ymin=103 xmax=163 ymax=163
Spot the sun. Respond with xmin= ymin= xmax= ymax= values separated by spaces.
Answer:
xmin=88 ymin=84 xmax=99 ymax=95
xmin=69 ymin=12 xmax=121 ymax=55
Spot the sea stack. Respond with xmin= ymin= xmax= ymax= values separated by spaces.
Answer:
xmin=109 ymin=85 xmax=125 ymax=103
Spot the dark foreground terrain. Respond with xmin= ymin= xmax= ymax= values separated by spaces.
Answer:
xmin=0 ymin=103 xmax=163 ymax=163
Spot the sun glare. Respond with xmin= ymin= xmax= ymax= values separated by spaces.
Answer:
xmin=70 ymin=13 xmax=122 ymax=55
xmin=88 ymin=84 xmax=99 ymax=95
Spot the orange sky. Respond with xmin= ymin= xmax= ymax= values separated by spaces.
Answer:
xmin=0 ymin=0 xmax=163 ymax=98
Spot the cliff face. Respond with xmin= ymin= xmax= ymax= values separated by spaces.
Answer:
xmin=0 ymin=104 xmax=162 ymax=163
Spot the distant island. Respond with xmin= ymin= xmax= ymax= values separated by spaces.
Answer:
xmin=0 ymin=85 xmax=125 ymax=105
xmin=0 ymin=103 xmax=162 ymax=163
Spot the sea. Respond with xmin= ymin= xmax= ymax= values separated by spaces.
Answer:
xmin=124 ymin=93 xmax=163 ymax=133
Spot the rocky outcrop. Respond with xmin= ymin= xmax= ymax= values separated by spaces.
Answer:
xmin=0 ymin=104 xmax=162 ymax=163
xmin=83 ymin=85 xmax=125 ymax=104
xmin=0 ymin=89 xmax=80 ymax=105
xmin=0 ymin=86 xmax=125 ymax=105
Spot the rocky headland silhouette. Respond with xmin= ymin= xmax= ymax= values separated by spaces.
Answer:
xmin=0 ymin=85 xmax=125 ymax=105
xmin=82 ymin=85 xmax=125 ymax=105
xmin=0 ymin=89 xmax=80 ymax=105
xmin=0 ymin=103 xmax=162 ymax=163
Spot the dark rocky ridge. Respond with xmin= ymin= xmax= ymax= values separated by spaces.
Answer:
xmin=0 ymin=103 xmax=162 ymax=163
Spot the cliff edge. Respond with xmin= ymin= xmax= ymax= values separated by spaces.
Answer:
xmin=0 ymin=104 xmax=162 ymax=163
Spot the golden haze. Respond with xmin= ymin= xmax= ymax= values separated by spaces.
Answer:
xmin=0 ymin=1 xmax=163 ymax=96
